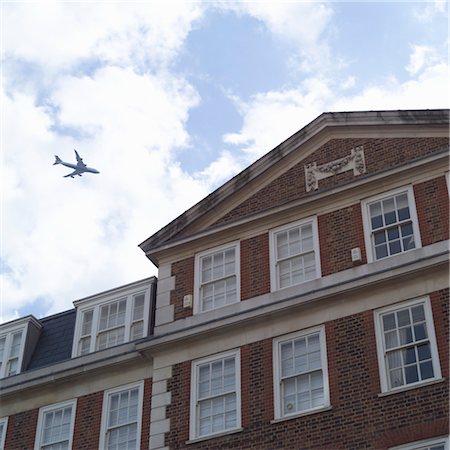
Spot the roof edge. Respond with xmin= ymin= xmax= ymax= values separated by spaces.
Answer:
xmin=139 ymin=109 xmax=450 ymax=255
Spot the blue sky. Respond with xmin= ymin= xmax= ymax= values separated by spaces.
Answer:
xmin=1 ymin=1 xmax=448 ymax=322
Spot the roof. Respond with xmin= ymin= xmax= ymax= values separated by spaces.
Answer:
xmin=27 ymin=309 xmax=76 ymax=370
xmin=139 ymin=109 xmax=450 ymax=260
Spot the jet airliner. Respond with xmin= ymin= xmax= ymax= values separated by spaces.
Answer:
xmin=53 ymin=150 xmax=100 ymax=178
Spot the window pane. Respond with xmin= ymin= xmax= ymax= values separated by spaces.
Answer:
xmin=132 ymin=295 xmax=145 ymax=321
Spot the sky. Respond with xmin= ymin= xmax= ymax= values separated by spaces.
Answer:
xmin=1 ymin=1 xmax=448 ymax=322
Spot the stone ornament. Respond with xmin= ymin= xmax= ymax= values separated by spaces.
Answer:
xmin=305 ymin=146 xmax=366 ymax=192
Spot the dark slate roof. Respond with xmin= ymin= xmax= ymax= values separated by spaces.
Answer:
xmin=28 ymin=309 xmax=76 ymax=370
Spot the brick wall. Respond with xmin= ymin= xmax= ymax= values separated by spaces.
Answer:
xmin=414 ymin=175 xmax=449 ymax=246
xmin=72 ymin=391 xmax=103 ymax=449
xmin=4 ymin=378 xmax=152 ymax=450
xmin=215 ymin=137 xmax=448 ymax=226
xmin=141 ymin=378 xmax=152 ymax=450
xmin=164 ymin=289 xmax=449 ymax=449
xmin=171 ymin=257 xmax=194 ymax=320
xmin=318 ymin=203 xmax=367 ymax=276
xmin=4 ymin=409 xmax=38 ymax=450
xmin=168 ymin=170 xmax=448 ymax=322
xmin=240 ymin=234 xmax=270 ymax=301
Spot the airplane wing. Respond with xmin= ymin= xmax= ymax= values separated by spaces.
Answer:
xmin=74 ymin=149 xmax=87 ymax=167
xmin=64 ymin=170 xmax=83 ymax=178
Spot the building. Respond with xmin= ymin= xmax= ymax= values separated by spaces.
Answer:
xmin=0 ymin=109 xmax=448 ymax=450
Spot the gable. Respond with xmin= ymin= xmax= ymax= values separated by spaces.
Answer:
xmin=139 ymin=109 xmax=449 ymax=264
xmin=212 ymin=136 xmax=449 ymax=227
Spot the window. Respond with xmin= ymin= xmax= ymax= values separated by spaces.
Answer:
xmin=270 ymin=217 xmax=321 ymax=291
xmin=72 ymin=281 xmax=152 ymax=357
xmin=190 ymin=350 xmax=241 ymax=440
xmin=374 ymin=297 xmax=442 ymax=393
xmin=390 ymin=436 xmax=449 ymax=450
xmin=194 ymin=242 xmax=240 ymax=313
xmin=99 ymin=382 xmax=144 ymax=450
xmin=273 ymin=326 xmax=330 ymax=419
xmin=0 ymin=327 xmax=25 ymax=379
xmin=0 ymin=417 xmax=7 ymax=450
xmin=34 ymin=400 xmax=76 ymax=450
xmin=362 ymin=186 xmax=421 ymax=262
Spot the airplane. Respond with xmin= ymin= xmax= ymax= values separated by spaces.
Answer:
xmin=53 ymin=149 xmax=100 ymax=178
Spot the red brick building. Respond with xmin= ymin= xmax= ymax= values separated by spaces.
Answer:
xmin=1 ymin=109 xmax=448 ymax=450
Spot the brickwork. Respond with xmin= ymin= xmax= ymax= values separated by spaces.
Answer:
xmin=72 ymin=391 xmax=103 ymax=449
xmin=4 ymin=408 xmax=38 ymax=450
xmin=164 ymin=290 xmax=449 ymax=449
xmin=318 ymin=203 xmax=367 ymax=276
xmin=240 ymin=234 xmax=271 ymax=301
xmin=414 ymin=175 xmax=450 ymax=246
xmin=141 ymin=378 xmax=152 ymax=450
xmin=171 ymin=257 xmax=194 ymax=320
xmin=215 ymin=137 xmax=448 ymax=226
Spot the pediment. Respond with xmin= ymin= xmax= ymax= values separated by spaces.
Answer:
xmin=139 ymin=109 xmax=449 ymax=264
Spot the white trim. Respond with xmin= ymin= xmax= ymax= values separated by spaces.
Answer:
xmin=189 ymin=349 xmax=241 ymax=441
xmin=0 ymin=417 xmax=8 ymax=450
xmin=193 ymin=241 xmax=241 ymax=315
xmin=34 ymin=399 xmax=77 ymax=450
xmin=0 ymin=323 xmax=27 ymax=379
xmin=99 ymin=381 xmax=144 ymax=450
xmin=269 ymin=216 xmax=321 ymax=292
xmin=72 ymin=284 xmax=152 ymax=357
xmin=445 ymin=172 xmax=450 ymax=196
xmin=361 ymin=185 xmax=422 ymax=263
xmin=272 ymin=325 xmax=330 ymax=420
xmin=389 ymin=435 xmax=449 ymax=450
xmin=374 ymin=296 xmax=442 ymax=394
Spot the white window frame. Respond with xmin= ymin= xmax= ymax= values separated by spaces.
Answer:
xmin=193 ymin=242 xmax=240 ymax=314
xmin=0 ymin=323 xmax=27 ymax=379
xmin=99 ymin=381 xmax=144 ymax=450
xmin=389 ymin=436 xmax=449 ymax=450
xmin=374 ymin=296 xmax=442 ymax=394
xmin=72 ymin=283 xmax=152 ymax=357
xmin=190 ymin=349 xmax=241 ymax=440
xmin=273 ymin=325 xmax=330 ymax=420
xmin=34 ymin=399 xmax=77 ymax=450
xmin=269 ymin=216 xmax=321 ymax=292
xmin=361 ymin=185 xmax=421 ymax=263
xmin=0 ymin=417 xmax=8 ymax=450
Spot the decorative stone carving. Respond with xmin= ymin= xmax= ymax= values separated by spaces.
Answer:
xmin=305 ymin=146 xmax=366 ymax=192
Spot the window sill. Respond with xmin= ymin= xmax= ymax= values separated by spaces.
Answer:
xmin=378 ymin=377 xmax=445 ymax=397
xmin=271 ymin=405 xmax=332 ymax=424
xmin=186 ymin=427 xmax=244 ymax=444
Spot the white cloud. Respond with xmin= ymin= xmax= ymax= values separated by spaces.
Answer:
xmin=3 ymin=3 xmax=204 ymax=70
xmin=413 ymin=1 xmax=448 ymax=22
xmin=221 ymin=46 xmax=448 ymax=164
xmin=216 ymin=1 xmax=334 ymax=73
xmin=406 ymin=45 xmax=440 ymax=75
xmin=1 ymin=4 xmax=210 ymax=321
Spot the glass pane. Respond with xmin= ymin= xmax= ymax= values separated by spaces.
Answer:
xmin=389 ymin=240 xmax=401 ymax=255
xmin=414 ymin=323 xmax=427 ymax=341
xmin=397 ymin=309 xmax=410 ymax=327
xmin=419 ymin=361 xmax=434 ymax=380
xmin=389 ymin=368 xmax=404 ymax=388
xmin=375 ymin=243 xmax=388 ymax=259
xmin=387 ymin=350 xmax=402 ymax=369
xmin=133 ymin=295 xmax=145 ymax=321
xmin=369 ymin=202 xmax=383 ymax=229
xmin=81 ymin=310 xmax=93 ymax=336
xmin=405 ymin=365 xmax=419 ymax=384
xmin=382 ymin=313 xmax=396 ymax=331
xmin=411 ymin=305 xmax=425 ymax=323
xmin=417 ymin=343 xmax=431 ymax=361
xmin=396 ymin=194 xmax=410 ymax=221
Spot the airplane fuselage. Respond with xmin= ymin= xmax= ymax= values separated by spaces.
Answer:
xmin=53 ymin=150 xmax=100 ymax=178
xmin=59 ymin=161 xmax=100 ymax=174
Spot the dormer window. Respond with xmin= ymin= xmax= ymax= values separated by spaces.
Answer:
xmin=72 ymin=278 xmax=154 ymax=357
xmin=0 ymin=316 xmax=41 ymax=379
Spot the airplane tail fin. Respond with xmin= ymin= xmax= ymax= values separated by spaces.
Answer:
xmin=53 ymin=155 xmax=62 ymax=165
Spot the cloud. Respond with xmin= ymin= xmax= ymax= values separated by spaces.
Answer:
xmin=1 ymin=4 xmax=209 ymax=321
xmin=221 ymin=45 xmax=448 ymax=162
xmin=406 ymin=45 xmax=440 ymax=75
xmin=3 ymin=3 xmax=204 ymax=71
xmin=216 ymin=1 xmax=334 ymax=73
